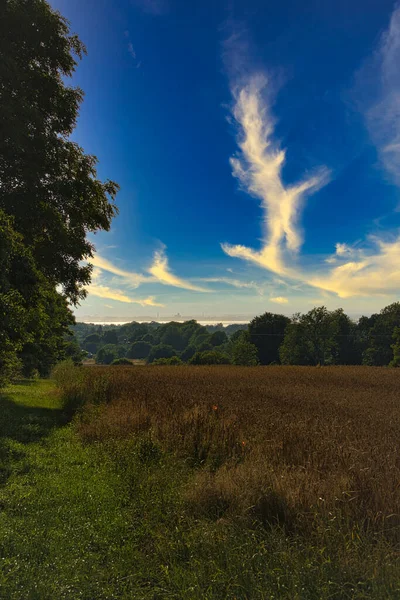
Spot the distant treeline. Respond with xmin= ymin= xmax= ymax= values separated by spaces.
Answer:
xmin=73 ymin=302 xmax=400 ymax=367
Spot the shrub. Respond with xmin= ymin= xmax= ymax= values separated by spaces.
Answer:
xmin=110 ymin=358 xmax=133 ymax=366
xmin=153 ymin=356 xmax=183 ymax=365
xmin=189 ymin=351 xmax=231 ymax=365
xmin=95 ymin=344 xmax=118 ymax=365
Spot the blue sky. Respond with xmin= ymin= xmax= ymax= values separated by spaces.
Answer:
xmin=50 ymin=0 xmax=400 ymax=319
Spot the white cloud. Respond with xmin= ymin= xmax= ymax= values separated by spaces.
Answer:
xmin=89 ymin=284 xmax=163 ymax=306
xmin=149 ymin=247 xmax=210 ymax=292
xmin=221 ymin=69 xmax=400 ymax=300
xmin=270 ymin=296 xmax=289 ymax=304
xmin=222 ymin=74 xmax=330 ymax=278
xmin=88 ymin=268 xmax=164 ymax=306
xmin=200 ymin=277 xmax=263 ymax=292
xmin=91 ymin=255 xmax=152 ymax=288
xmin=359 ymin=4 xmax=400 ymax=186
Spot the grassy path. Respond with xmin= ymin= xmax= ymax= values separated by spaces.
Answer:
xmin=0 ymin=381 xmax=141 ymax=599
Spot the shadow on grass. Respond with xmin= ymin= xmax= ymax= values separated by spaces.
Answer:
xmin=0 ymin=383 xmax=67 ymax=485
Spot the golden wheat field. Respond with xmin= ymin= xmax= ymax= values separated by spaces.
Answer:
xmin=59 ymin=364 xmax=400 ymax=545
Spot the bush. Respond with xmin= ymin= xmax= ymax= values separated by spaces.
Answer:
xmin=189 ymin=351 xmax=232 ymax=365
xmin=153 ymin=356 xmax=183 ymax=365
xmin=111 ymin=358 xmax=133 ymax=366
xmin=95 ymin=344 xmax=119 ymax=365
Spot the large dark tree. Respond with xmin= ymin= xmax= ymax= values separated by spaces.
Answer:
xmin=0 ymin=0 xmax=119 ymax=303
xmin=248 ymin=312 xmax=290 ymax=364
xmin=0 ymin=0 xmax=119 ymax=381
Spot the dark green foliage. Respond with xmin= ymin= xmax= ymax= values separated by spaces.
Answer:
xmin=147 ymin=344 xmax=176 ymax=364
xmin=189 ymin=351 xmax=232 ymax=365
xmin=249 ymin=312 xmax=290 ymax=364
xmin=82 ymin=333 xmax=101 ymax=355
xmin=362 ymin=303 xmax=400 ymax=366
xmin=95 ymin=345 xmax=119 ymax=365
xmin=180 ymin=345 xmax=196 ymax=362
xmin=0 ymin=0 xmax=119 ymax=304
xmin=0 ymin=210 xmax=41 ymax=383
xmin=389 ymin=327 xmax=400 ymax=367
xmin=0 ymin=0 xmax=119 ymax=384
xmin=280 ymin=307 xmax=339 ymax=366
xmin=152 ymin=356 xmax=183 ymax=365
xmin=160 ymin=325 xmax=186 ymax=351
xmin=127 ymin=341 xmax=152 ymax=359
xmin=110 ymin=358 xmax=133 ymax=366
xmin=102 ymin=329 xmax=118 ymax=345
xmin=210 ymin=330 xmax=228 ymax=347
xmin=232 ymin=338 xmax=259 ymax=366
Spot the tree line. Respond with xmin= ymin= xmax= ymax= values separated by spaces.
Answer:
xmin=74 ymin=302 xmax=400 ymax=367
xmin=0 ymin=0 xmax=118 ymax=384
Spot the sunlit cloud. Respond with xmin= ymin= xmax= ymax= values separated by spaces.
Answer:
xmin=270 ymin=296 xmax=289 ymax=304
xmin=200 ymin=277 xmax=263 ymax=293
xmin=221 ymin=74 xmax=330 ymax=278
xmin=88 ymin=268 xmax=164 ymax=307
xmin=89 ymin=284 xmax=163 ymax=306
xmin=311 ymin=236 xmax=400 ymax=298
xmin=149 ymin=247 xmax=210 ymax=292
xmin=221 ymin=64 xmax=400 ymax=300
xmin=91 ymin=255 xmax=153 ymax=288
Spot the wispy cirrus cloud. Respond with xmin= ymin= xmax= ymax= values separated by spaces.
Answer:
xmin=357 ymin=4 xmax=400 ymax=186
xmin=91 ymin=254 xmax=153 ymax=288
xmin=88 ymin=269 xmax=164 ymax=307
xmin=221 ymin=74 xmax=330 ymax=278
xmin=221 ymin=53 xmax=400 ymax=299
xmin=200 ymin=277 xmax=264 ymax=293
xmin=90 ymin=246 xmax=209 ymax=296
xmin=149 ymin=247 xmax=210 ymax=292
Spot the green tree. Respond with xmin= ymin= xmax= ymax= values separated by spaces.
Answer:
xmin=389 ymin=327 xmax=400 ymax=367
xmin=127 ymin=341 xmax=152 ymax=359
xmin=232 ymin=339 xmax=259 ymax=366
xmin=180 ymin=345 xmax=196 ymax=363
xmin=102 ymin=329 xmax=118 ymax=345
xmin=82 ymin=333 xmax=101 ymax=355
xmin=280 ymin=307 xmax=340 ymax=366
xmin=0 ymin=0 xmax=119 ymax=304
xmin=95 ymin=345 xmax=118 ymax=365
xmin=210 ymin=331 xmax=228 ymax=347
xmin=161 ymin=325 xmax=185 ymax=351
xmin=147 ymin=344 xmax=176 ymax=364
xmin=248 ymin=312 xmax=290 ymax=365
xmin=0 ymin=211 xmax=41 ymax=383
xmin=362 ymin=303 xmax=400 ymax=366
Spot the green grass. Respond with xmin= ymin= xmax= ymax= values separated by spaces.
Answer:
xmin=0 ymin=380 xmax=399 ymax=599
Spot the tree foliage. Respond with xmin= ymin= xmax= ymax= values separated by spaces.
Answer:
xmin=0 ymin=0 xmax=119 ymax=384
xmin=248 ymin=312 xmax=290 ymax=365
xmin=0 ymin=0 xmax=119 ymax=303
